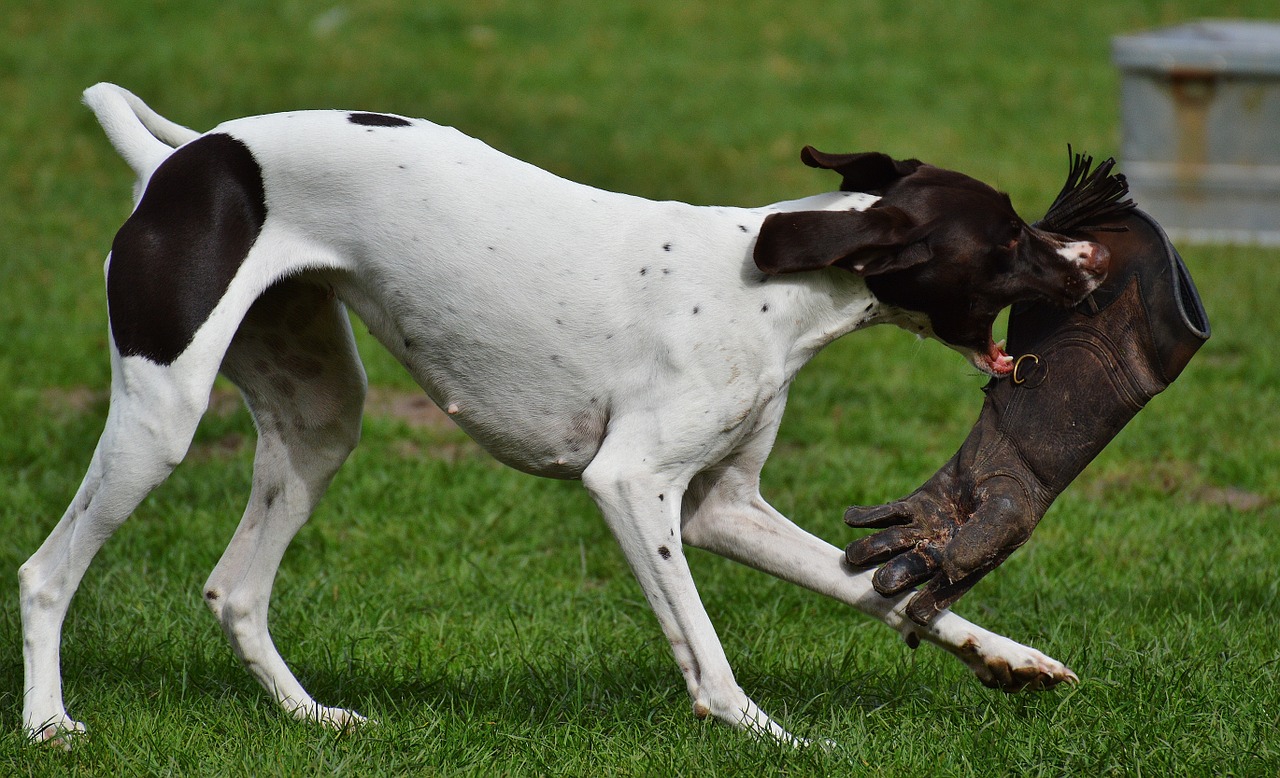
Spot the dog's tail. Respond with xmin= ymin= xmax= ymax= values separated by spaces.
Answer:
xmin=82 ymin=83 xmax=200 ymax=185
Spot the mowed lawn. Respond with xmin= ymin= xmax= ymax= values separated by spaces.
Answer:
xmin=3 ymin=1 xmax=1279 ymax=775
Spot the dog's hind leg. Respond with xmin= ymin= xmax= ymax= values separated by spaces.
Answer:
xmin=22 ymin=128 xmax=323 ymax=745
xmin=20 ymin=346 xmax=224 ymax=746
xmin=202 ymin=278 xmax=368 ymax=729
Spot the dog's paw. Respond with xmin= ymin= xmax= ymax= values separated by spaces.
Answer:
xmin=950 ymin=633 xmax=1078 ymax=692
xmin=308 ymin=705 xmax=374 ymax=733
xmin=27 ymin=716 xmax=86 ymax=750
xmin=699 ymin=693 xmax=808 ymax=747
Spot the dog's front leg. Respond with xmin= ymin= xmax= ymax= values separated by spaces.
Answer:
xmin=581 ymin=435 xmax=805 ymax=745
xmin=681 ymin=463 xmax=1078 ymax=692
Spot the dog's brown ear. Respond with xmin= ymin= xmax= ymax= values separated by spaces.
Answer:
xmin=801 ymin=147 xmax=924 ymax=193
xmin=754 ymin=207 xmax=933 ymax=276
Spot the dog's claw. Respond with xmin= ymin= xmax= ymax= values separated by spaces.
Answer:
xmin=950 ymin=634 xmax=1077 ymax=693
xmin=297 ymin=705 xmax=372 ymax=733
xmin=28 ymin=717 xmax=86 ymax=751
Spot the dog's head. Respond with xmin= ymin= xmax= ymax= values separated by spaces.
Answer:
xmin=754 ymin=147 xmax=1109 ymax=376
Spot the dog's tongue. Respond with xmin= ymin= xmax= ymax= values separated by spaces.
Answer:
xmin=980 ymin=340 xmax=1014 ymax=376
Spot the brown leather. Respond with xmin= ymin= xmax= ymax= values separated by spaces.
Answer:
xmin=844 ymin=209 xmax=1210 ymax=625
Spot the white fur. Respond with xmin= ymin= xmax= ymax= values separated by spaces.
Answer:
xmin=20 ymin=84 xmax=1076 ymax=747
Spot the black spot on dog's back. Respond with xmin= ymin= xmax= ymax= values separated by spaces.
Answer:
xmin=108 ymin=133 xmax=267 ymax=365
xmin=348 ymin=112 xmax=411 ymax=127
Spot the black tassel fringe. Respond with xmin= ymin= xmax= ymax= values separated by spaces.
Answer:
xmin=1035 ymin=146 xmax=1136 ymax=234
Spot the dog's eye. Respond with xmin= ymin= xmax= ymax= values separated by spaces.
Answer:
xmin=1002 ymin=222 xmax=1022 ymax=251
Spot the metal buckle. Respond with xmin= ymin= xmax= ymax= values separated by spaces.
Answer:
xmin=1012 ymin=353 xmax=1040 ymax=385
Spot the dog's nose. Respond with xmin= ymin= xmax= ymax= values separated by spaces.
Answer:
xmin=1082 ymin=242 xmax=1110 ymax=278
xmin=1061 ymin=241 xmax=1109 ymax=278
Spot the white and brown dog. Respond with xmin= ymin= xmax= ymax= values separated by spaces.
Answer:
xmin=21 ymin=83 xmax=1107 ymax=746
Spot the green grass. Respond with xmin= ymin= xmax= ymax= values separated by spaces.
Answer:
xmin=3 ymin=0 xmax=1280 ymax=774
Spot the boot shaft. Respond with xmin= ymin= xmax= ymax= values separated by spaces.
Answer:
xmin=990 ymin=209 xmax=1210 ymax=493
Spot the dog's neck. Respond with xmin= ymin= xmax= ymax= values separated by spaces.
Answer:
xmin=743 ymin=192 xmax=905 ymax=380
xmin=749 ymin=265 xmax=891 ymax=382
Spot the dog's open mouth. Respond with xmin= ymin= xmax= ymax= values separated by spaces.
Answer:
xmin=900 ymin=311 xmax=1014 ymax=378
xmin=972 ymin=338 xmax=1014 ymax=376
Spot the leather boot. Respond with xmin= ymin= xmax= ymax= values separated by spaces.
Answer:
xmin=844 ymin=204 xmax=1210 ymax=626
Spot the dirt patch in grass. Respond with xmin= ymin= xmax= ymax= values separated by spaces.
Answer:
xmin=39 ymin=384 xmax=475 ymax=460
xmin=39 ymin=385 xmax=245 ymax=420
xmin=1191 ymin=486 xmax=1270 ymax=512
xmin=41 ymin=384 xmax=458 ymax=428
xmin=38 ymin=385 xmax=111 ymax=421
xmin=1082 ymin=460 xmax=1270 ymax=512
xmin=363 ymin=386 xmax=457 ymax=432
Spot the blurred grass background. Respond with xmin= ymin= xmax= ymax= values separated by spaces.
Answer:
xmin=2 ymin=0 xmax=1279 ymax=774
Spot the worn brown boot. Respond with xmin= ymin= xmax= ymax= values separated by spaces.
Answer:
xmin=844 ymin=154 xmax=1210 ymax=626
